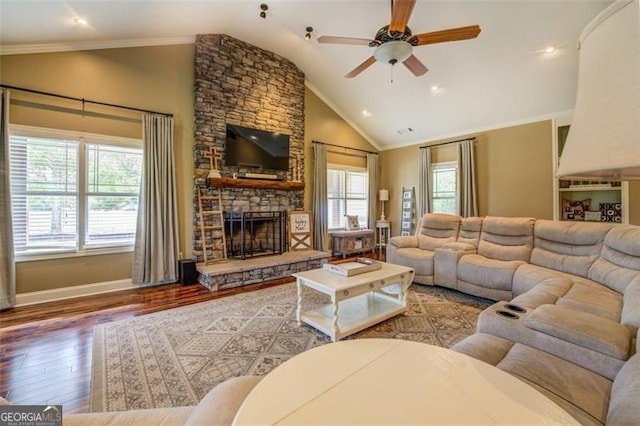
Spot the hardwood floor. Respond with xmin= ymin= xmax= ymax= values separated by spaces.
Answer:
xmin=0 ymin=252 xmax=383 ymax=414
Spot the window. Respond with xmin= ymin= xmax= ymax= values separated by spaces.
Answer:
xmin=432 ymin=162 xmax=458 ymax=214
xmin=327 ymin=166 xmax=368 ymax=229
xmin=9 ymin=126 xmax=142 ymax=256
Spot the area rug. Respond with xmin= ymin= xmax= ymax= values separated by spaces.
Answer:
xmin=91 ymin=283 xmax=491 ymax=412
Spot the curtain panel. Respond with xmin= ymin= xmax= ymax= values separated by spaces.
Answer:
xmin=458 ymin=140 xmax=479 ymax=217
xmin=132 ymin=114 xmax=179 ymax=285
xmin=366 ymin=152 xmax=379 ymax=230
xmin=312 ymin=143 xmax=328 ymax=251
xmin=0 ymin=89 xmax=15 ymax=310
xmin=418 ymin=147 xmax=432 ymax=216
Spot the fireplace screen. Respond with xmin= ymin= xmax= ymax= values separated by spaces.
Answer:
xmin=224 ymin=211 xmax=287 ymax=259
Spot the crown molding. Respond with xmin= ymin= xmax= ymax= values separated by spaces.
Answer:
xmin=0 ymin=36 xmax=195 ymax=56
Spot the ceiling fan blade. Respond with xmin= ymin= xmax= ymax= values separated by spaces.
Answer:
xmin=408 ymin=25 xmax=481 ymax=46
xmin=345 ymin=56 xmax=377 ymax=78
xmin=317 ymin=36 xmax=373 ymax=46
xmin=403 ymin=54 xmax=428 ymax=76
xmin=389 ymin=0 xmax=416 ymax=34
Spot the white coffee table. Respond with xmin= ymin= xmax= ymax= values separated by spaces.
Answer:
xmin=233 ymin=339 xmax=579 ymax=425
xmin=292 ymin=262 xmax=414 ymax=341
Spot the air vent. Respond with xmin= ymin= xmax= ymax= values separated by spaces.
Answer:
xmin=397 ymin=127 xmax=413 ymax=135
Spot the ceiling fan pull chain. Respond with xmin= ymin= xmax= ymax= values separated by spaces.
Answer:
xmin=390 ymin=64 xmax=394 ymax=83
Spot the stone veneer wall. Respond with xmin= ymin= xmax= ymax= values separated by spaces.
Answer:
xmin=193 ymin=34 xmax=305 ymax=262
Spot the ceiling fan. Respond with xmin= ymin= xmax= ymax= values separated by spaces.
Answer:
xmin=317 ymin=0 xmax=481 ymax=78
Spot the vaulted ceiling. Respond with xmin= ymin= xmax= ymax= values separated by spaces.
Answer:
xmin=0 ymin=0 xmax=612 ymax=150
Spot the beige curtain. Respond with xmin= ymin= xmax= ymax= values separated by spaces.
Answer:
xmin=312 ymin=143 xmax=328 ymax=251
xmin=132 ymin=114 xmax=179 ymax=285
xmin=366 ymin=152 xmax=379 ymax=230
xmin=0 ymin=89 xmax=15 ymax=310
xmin=458 ymin=139 xmax=478 ymax=217
xmin=418 ymin=147 xmax=432 ymax=216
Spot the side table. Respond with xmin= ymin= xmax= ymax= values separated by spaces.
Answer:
xmin=376 ymin=220 xmax=390 ymax=253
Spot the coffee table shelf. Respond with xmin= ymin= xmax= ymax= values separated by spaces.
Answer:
xmin=301 ymin=293 xmax=405 ymax=341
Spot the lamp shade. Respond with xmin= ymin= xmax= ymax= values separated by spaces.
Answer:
xmin=379 ymin=189 xmax=389 ymax=201
xmin=556 ymin=0 xmax=640 ymax=180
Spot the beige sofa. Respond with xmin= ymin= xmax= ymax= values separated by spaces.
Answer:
xmin=388 ymin=213 xmax=640 ymax=424
xmin=1 ymin=375 xmax=261 ymax=426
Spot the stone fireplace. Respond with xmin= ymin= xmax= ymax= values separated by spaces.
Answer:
xmin=192 ymin=34 xmax=305 ymax=263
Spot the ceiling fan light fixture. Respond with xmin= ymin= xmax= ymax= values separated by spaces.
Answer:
xmin=374 ymin=40 xmax=413 ymax=65
xmin=305 ymin=26 xmax=313 ymax=41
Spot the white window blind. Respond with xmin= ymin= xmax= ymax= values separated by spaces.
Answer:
xmin=9 ymin=128 xmax=142 ymax=256
xmin=327 ymin=166 xmax=368 ymax=229
xmin=432 ymin=162 xmax=458 ymax=215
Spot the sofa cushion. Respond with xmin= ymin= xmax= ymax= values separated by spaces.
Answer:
xmin=416 ymin=213 xmax=461 ymax=251
xmin=524 ymin=305 xmax=631 ymax=360
xmin=512 ymin=263 xmax=573 ymax=298
xmin=458 ymin=254 xmax=524 ymax=291
xmin=497 ymin=343 xmax=612 ymax=424
xmin=185 ymin=375 xmax=262 ymax=425
xmin=607 ymin=353 xmax=640 ymax=425
xmin=531 ymin=219 xmax=612 ymax=278
xmin=556 ymin=281 xmax=623 ymax=322
xmin=457 ymin=216 xmax=484 ymax=247
xmin=589 ymin=225 xmax=640 ymax=293
xmin=389 ymin=247 xmax=435 ymax=277
xmin=477 ymin=216 xmax=535 ymax=262
xmin=64 ymin=407 xmax=194 ymax=426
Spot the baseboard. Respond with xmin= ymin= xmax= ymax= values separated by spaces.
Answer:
xmin=16 ymin=279 xmax=136 ymax=307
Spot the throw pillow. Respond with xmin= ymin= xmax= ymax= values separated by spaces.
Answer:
xmin=345 ymin=214 xmax=361 ymax=231
xmin=562 ymin=199 xmax=591 ymax=221
xmin=600 ymin=203 xmax=622 ymax=223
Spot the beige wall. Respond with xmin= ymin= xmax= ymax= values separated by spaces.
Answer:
xmin=630 ymin=182 xmax=640 ymax=225
xmin=303 ymin=89 xmax=377 ymax=211
xmin=380 ymin=120 xmax=555 ymax=236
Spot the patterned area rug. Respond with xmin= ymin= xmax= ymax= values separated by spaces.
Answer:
xmin=91 ymin=283 xmax=491 ymax=412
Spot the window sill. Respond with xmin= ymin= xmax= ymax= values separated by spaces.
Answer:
xmin=15 ymin=246 xmax=134 ymax=263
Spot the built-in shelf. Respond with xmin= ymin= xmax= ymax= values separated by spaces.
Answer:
xmin=208 ymin=177 xmax=304 ymax=191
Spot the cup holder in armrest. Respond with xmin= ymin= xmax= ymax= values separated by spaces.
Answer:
xmin=504 ymin=304 xmax=527 ymax=313
xmin=496 ymin=310 xmax=520 ymax=319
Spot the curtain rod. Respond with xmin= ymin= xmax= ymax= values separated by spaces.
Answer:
xmin=420 ymin=137 xmax=476 ymax=149
xmin=312 ymin=140 xmax=377 ymax=155
xmin=0 ymin=84 xmax=173 ymax=117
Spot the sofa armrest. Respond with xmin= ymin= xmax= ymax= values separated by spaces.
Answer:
xmin=525 ymin=304 xmax=631 ymax=360
xmin=388 ymin=235 xmax=418 ymax=249
xmin=433 ymin=244 xmax=477 ymax=288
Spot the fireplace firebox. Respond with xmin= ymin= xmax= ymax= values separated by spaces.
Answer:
xmin=225 ymin=211 xmax=287 ymax=259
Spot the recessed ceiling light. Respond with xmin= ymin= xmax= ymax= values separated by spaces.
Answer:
xmin=362 ymin=110 xmax=372 ymax=118
xmin=74 ymin=17 xmax=88 ymax=26
xmin=544 ymin=46 xmax=556 ymax=54
xmin=397 ymin=127 xmax=413 ymax=135
xmin=431 ymin=85 xmax=440 ymax=92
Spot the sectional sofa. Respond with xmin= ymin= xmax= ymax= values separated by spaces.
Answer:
xmin=387 ymin=213 xmax=640 ymax=425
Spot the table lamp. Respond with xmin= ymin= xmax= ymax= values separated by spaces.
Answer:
xmin=379 ymin=189 xmax=389 ymax=221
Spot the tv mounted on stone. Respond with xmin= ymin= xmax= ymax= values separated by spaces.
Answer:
xmin=225 ymin=124 xmax=290 ymax=172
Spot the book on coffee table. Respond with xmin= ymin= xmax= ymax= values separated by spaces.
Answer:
xmin=322 ymin=258 xmax=382 ymax=277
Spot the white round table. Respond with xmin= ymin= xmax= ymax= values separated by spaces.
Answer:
xmin=233 ymin=338 xmax=578 ymax=425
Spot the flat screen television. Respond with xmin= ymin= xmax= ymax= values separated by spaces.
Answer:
xmin=225 ymin=124 xmax=290 ymax=171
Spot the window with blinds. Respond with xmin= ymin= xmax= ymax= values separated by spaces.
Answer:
xmin=327 ymin=166 xmax=368 ymax=229
xmin=9 ymin=127 xmax=142 ymax=256
xmin=432 ymin=162 xmax=458 ymax=215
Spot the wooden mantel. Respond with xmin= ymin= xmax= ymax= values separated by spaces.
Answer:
xmin=208 ymin=177 xmax=305 ymax=191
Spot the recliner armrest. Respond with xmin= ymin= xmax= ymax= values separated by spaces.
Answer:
xmin=388 ymin=235 xmax=418 ymax=249
xmin=525 ymin=304 xmax=631 ymax=360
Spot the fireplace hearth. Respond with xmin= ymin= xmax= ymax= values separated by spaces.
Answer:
xmin=225 ymin=211 xmax=287 ymax=259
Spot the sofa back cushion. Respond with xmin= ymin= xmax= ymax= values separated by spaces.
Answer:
xmin=477 ymin=216 xmax=536 ymax=262
xmin=589 ymin=225 xmax=640 ymax=293
xmin=457 ymin=216 xmax=484 ymax=248
xmin=417 ymin=213 xmax=461 ymax=251
xmin=531 ymin=220 xmax=613 ymax=278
